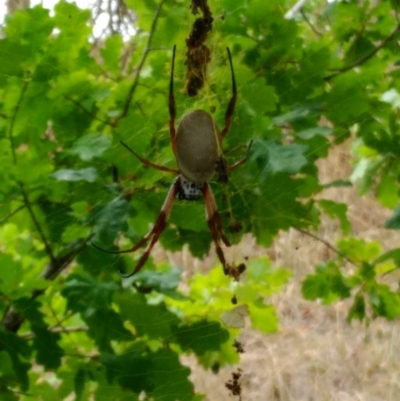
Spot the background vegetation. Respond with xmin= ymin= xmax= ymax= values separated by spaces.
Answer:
xmin=1 ymin=0 xmax=400 ymax=399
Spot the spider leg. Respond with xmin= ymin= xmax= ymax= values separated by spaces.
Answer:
xmin=92 ymin=177 xmax=181 ymax=277
xmin=169 ymin=45 xmax=177 ymax=155
xmin=120 ymin=141 xmax=179 ymax=174
xmin=202 ymin=183 xmax=231 ymax=274
xmin=220 ymin=47 xmax=237 ymax=142
xmin=228 ymin=140 xmax=253 ymax=172
xmin=203 ymin=184 xmax=231 ymax=247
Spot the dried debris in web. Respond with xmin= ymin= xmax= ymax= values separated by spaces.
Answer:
xmin=185 ymin=0 xmax=213 ymax=96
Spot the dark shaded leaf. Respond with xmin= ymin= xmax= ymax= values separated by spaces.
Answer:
xmin=302 ymin=261 xmax=351 ymax=303
xmin=384 ymin=205 xmax=400 ymax=229
xmin=61 ymin=274 xmax=118 ymax=317
xmin=173 ymin=321 xmax=230 ymax=356
xmin=347 ymin=293 xmax=366 ymax=322
xmin=13 ymin=298 xmax=64 ymax=369
xmin=115 ymin=293 xmax=179 ymax=339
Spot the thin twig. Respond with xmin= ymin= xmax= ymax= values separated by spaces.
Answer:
xmin=5 ymin=75 xmax=57 ymax=265
xmin=300 ymin=8 xmax=322 ymax=37
xmin=119 ymin=0 xmax=166 ymax=121
xmin=324 ymin=23 xmax=400 ymax=80
xmin=295 ymin=227 xmax=357 ymax=268
xmin=64 ymin=95 xmax=114 ymax=127
xmin=19 ymin=183 xmax=57 ymax=266
xmin=0 ymin=204 xmax=26 ymax=225
xmin=8 ymin=78 xmax=30 ymax=164
xmin=49 ymin=311 xmax=75 ymax=329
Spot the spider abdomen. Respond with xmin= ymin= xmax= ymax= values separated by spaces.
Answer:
xmin=176 ymin=109 xmax=221 ymax=183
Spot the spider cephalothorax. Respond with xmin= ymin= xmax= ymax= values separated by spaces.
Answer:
xmin=178 ymin=177 xmax=203 ymax=201
xmin=93 ymin=46 xmax=251 ymax=277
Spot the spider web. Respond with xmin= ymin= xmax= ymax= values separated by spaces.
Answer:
xmin=3 ymin=0 xmax=396 ymax=400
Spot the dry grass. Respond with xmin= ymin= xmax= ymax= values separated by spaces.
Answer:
xmin=159 ymin=140 xmax=400 ymax=401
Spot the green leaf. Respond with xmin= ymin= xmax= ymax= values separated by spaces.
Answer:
xmin=74 ymin=367 xmax=86 ymax=401
xmin=0 ymin=327 xmax=31 ymax=391
xmin=359 ymin=262 xmax=376 ymax=282
xmin=173 ymin=321 xmax=229 ymax=356
xmin=68 ymin=134 xmax=112 ymax=161
xmin=242 ymin=80 xmax=276 ymax=114
xmin=0 ymin=352 xmax=21 ymax=401
xmin=347 ymin=293 xmax=366 ymax=322
xmin=61 ymin=274 xmax=118 ymax=317
xmin=130 ymin=268 xmax=185 ymax=298
xmin=369 ymin=284 xmax=400 ymax=319
xmin=249 ymin=304 xmax=278 ymax=333
xmin=53 ymin=1 xmax=91 ymax=39
xmin=5 ymin=6 xmax=53 ymax=44
xmin=377 ymin=174 xmax=399 ymax=209
xmin=115 ymin=292 xmax=179 ymax=339
xmin=101 ymin=346 xmax=194 ymax=400
xmin=326 ymin=73 xmax=370 ymax=125
xmin=0 ymin=254 xmax=23 ymax=296
xmin=100 ymin=346 xmax=153 ymax=393
xmin=384 ymin=205 xmax=400 ymax=229
xmin=0 ymin=40 xmax=25 ymax=83
xmin=374 ymin=248 xmax=400 ymax=265
xmin=252 ymin=138 xmax=308 ymax=176
xmin=148 ymin=349 xmax=193 ymax=401
xmin=13 ymin=298 xmax=64 ymax=370
xmin=302 ymin=261 xmax=351 ymax=303
xmin=91 ymin=197 xmax=133 ymax=244
xmin=32 ymin=325 xmax=63 ymax=370
xmin=318 ymin=199 xmax=351 ymax=234
xmin=271 ymin=107 xmax=310 ymax=125
xmin=85 ymin=309 xmax=132 ymax=351
xmin=51 ymin=167 xmax=98 ymax=182
xmin=100 ymin=34 xmax=123 ymax=76
xmin=337 ymin=237 xmax=382 ymax=262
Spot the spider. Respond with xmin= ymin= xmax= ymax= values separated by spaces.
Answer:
xmin=93 ymin=46 xmax=252 ymax=278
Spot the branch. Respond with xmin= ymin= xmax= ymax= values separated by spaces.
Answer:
xmin=295 ymin=227 xmax=357 ymax=268
xmin=39 ymin=233 xmax=94 ymax=281
xmin=118 ymin=0 xmax=166 ymax=122
xmin=324 ymin=23 xmax=400 ymax=80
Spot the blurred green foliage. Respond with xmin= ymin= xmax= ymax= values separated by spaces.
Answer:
xmin=1 ymin=0 xmax=400 ymax=399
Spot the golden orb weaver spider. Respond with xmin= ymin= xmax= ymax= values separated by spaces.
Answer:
xmin=93 ymin=46 xmax=252 ymax=278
